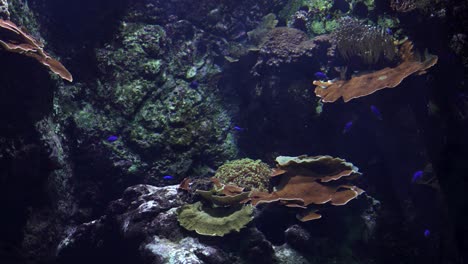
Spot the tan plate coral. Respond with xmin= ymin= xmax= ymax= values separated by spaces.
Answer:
xmin=0 ymin=19 xmax=72 ymax=82
xmin=314 ymin=41 xmax=437 ymax=103
xmin=250 ymin=155 xmax=364 ymax=221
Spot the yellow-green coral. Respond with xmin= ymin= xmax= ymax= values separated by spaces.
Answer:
xmin=215 ymin=158 xmax=271 ymax=192
xmin=247 ymin=13 xmax=279 ymax=45
xmin=177 ymin=202 xmax=254 ymax=236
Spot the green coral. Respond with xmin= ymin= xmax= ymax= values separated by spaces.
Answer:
xmin=73 ymin=104 xmax=121 ymax=135
xmin=142 ymin=59 xmax=163 ymax=76
xmin=247 ymin=13 xmax=279 ymax=45
xmin=311 ymin=20 xmax=326 ymax=35
xmin=215 ymin=158 xmax=271 ymax=192
xmin=177 ymin=202 xmax=254 ymax=237
xmin=185 ymin=66 xmax=197 ymax=79
xmin=280 ymin=0 xmax=333 ymax=20
xmin=114 ymin=79 xmax=153 ymax=116
xmin=350 ymin=0 xmax=375 ymax=10
xmin=325 ymin=19 xmax=340 ymax=32
xmin=280 ymin=0 xmax=338 ymax=36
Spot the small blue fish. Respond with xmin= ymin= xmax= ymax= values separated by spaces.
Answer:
xmin=107 ymin=135 xmax=118 ymax=142
xmin=189 ymin=81 xmax=199 ymax=89
xmin=385 ymin=28 xmax=393 ymax=35
xmin=325 ymin=14 xmax=332 ymax=20
xmin=342 ymin=121 xmax=353 ymax=134
xmin=314 ymin=71 xmax=327 ymax=80
xmin=233 ymin=126 xmax=246 ymax=131
xmin=370 ymin=105 xmax=383 ymax=120
xmin=424 ymin=229 xmax=430 ymax=238
xmin=412 ymin=170 xmax=423 ymax=182
xmin=163 ymin=175 xmax=174 ymax=180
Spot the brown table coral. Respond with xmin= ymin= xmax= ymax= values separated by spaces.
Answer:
xmin=0 ymin=19 xmax=72 ymax=82
xmin=314 ymin=41 xmax=437 ymax=103
xmin=250 ymin=155 xmax=364 ymax=221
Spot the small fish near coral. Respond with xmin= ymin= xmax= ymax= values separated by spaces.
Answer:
xmin=189 ymin=80 xmax=199 ymax=89
xmin=163 ymin=175 xmax=174 ymax=180
xmin=424 ymin=229 xmax=431 ymax=238
xmin=370 ymin=105 xmax=383 ymax=120
xmin=233 ymin=126 xmax=246 ymax=132
xmin=107 ymin=135 xmax=119 ymax=142
xmin=412 ymin=170 xmax=424 ymax=183
xmin=314 ymin=71 xmax=328 ymax=80
xmin=342 ymin=121 xmax=353 ymax=134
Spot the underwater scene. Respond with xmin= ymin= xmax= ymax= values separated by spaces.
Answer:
xmin=1 ymin=0 xmax=468 ymax=263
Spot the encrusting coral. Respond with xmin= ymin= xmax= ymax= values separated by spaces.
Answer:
xmin=0 ymin=19 xmax=72 ymax=82
xmin=177 ymin=202 xmax=254 ymax=237
xmin=176 ymin=177 xmax=254 ymax=236
xmin=314 ymin=41 xmax=438 ymax=103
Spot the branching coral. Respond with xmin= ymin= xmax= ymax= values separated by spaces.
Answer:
xmin=334 ymin=17 xmax=396 ymax=66
xmin=0 ymin=19 xmax=72 ymax=82
xmin=390 ymin=0 xmax=432 ymax=13
xmin=314 ymin=41 xmax=438 ymax=102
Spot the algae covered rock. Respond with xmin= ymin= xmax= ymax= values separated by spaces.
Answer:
xmin=177 ymin=202 xmax=254 ymax=236
xmin=215 ymin=158 xmax=271 ymax=192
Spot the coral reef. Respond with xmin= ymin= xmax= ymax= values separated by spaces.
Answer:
xmin=314 ymin=41 xmax=438 ymax=102
xmin=1 ymin=0 xmax=464 ymax=263
xmin=0 ymin=19 xmax=72 ymax=81
xmin=182 ymin=155 xmax=364 ymax=223
xmin=65 ymin=6 xmax=241 ymax=185
xmin=214 ymin=158 xmax=272 ymax=192
xmin=250 ymin=155 xmax=364 ymax=221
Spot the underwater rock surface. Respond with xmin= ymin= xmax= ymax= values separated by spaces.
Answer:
xmin=56 ymin=184 xmax=279 ymax=264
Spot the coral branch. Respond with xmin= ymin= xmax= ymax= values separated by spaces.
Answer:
xmin=0 ymin=19 xmax=73 ymax=82
xmin=314 ymin=41 xmax=437 ymax=103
